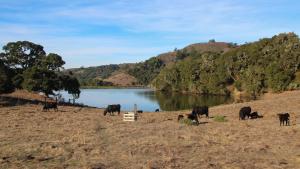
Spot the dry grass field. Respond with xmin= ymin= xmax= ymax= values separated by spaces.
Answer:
xmin=1 ymin=91 xmax=300 ymax=169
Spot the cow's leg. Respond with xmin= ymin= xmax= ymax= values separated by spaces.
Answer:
xmin=284 ymin=120 xmax=286 ymax=126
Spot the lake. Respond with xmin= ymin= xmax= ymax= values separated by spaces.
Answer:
xmin=60 ymin=88 xmax=233 ymax=112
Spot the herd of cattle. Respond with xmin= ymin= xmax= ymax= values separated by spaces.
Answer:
xmin=176 ymin=105 xmax=291 ymax=126
xmin=42 ymin=102 xmax=293 ymax=126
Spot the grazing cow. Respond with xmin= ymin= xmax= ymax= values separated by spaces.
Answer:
xmin=43 ymin=102 xmax=58 ymax=112
xmin=104 ymin=104 xmax=121 ymax=116
xmin=178 ymin=114 xmax=199 ymax=125
xmin=155 ymin=109 xmax=160 ymax=112
xmin=249 ymin=112 xmax=263 ymax=119
xmin=239 ymin=106 xmax=251 ymax=120
xmin=278 ymin=113 xmax=290 ymax=126
xmin=137 ymin=110 xmax=143 ymax=113
xmin=192 ymin=106 xmax=209 ymax=118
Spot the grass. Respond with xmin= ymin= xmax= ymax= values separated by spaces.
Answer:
xmin=1 ymin=90 xmax=300 ymax=168
xmin=213 ymin=115 xmax=227 ymax=122
xmin=179 ymin=118 xmax=198 ymax=125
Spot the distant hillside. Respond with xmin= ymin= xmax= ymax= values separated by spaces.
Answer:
xmin=66 ymin=41 xmax=234 ymax=87
xmin=65 ymin=64 xmax=135 ymax=86
xmin=128 ymin=41 xmax=234 ymax=85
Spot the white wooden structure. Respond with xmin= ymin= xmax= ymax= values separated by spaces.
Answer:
xmin=123 ymin=112 xmax=138 ymax=122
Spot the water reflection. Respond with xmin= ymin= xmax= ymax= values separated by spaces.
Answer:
xmin=61 ymin=89 xmax=233 ymax=112
xmin=137 ymin=90 xmax=234 ymax=111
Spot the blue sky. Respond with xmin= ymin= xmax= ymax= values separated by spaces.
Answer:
xmin=1 ymin=0 xmax=300 ymax=68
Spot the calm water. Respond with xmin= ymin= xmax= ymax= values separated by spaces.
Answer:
xmin=60 ymin=88 xmax=233 ymax=112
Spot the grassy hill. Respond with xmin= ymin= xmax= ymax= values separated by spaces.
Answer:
xmin=104 ymin=72 xmax=138 ymax=86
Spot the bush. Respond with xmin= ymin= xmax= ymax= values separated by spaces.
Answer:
xmin=287 ymin=82 xmax=300 ymax=90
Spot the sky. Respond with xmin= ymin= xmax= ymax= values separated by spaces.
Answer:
xmin=0 ymin=0 xmax=300 ymax=68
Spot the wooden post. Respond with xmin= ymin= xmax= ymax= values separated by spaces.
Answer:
xmin=134 ymin=104 xmax=137 ymax=114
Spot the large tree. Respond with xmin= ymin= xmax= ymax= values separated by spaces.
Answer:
xmin=0 ymin=41 xmax=80 ymax=98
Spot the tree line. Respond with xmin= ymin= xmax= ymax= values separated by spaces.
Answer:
xmin=0 ymin=41 xmax=80 ymax=99
xmin=152 ymin=33 xmax=300 ymax=98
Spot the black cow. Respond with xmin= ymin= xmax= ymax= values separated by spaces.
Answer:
xmin=104 ymin=104 xmax=121 ymax=116
xmin=239 ymin=106 xmax=251 ymax=120
xmin=43 ymin=102 xmax=58 ymax=112
xmin=192 ymin=106 xmax=209 ymax=118
xmin=137 ymin=110 xmax=143 ymax=113
xmin=155 ymin=109 xmax=160 ymax=112
xmin=178 ymin=114 xmax=199 ymax=125
xmin=278 ymin=113 xmax=290 ymax=126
